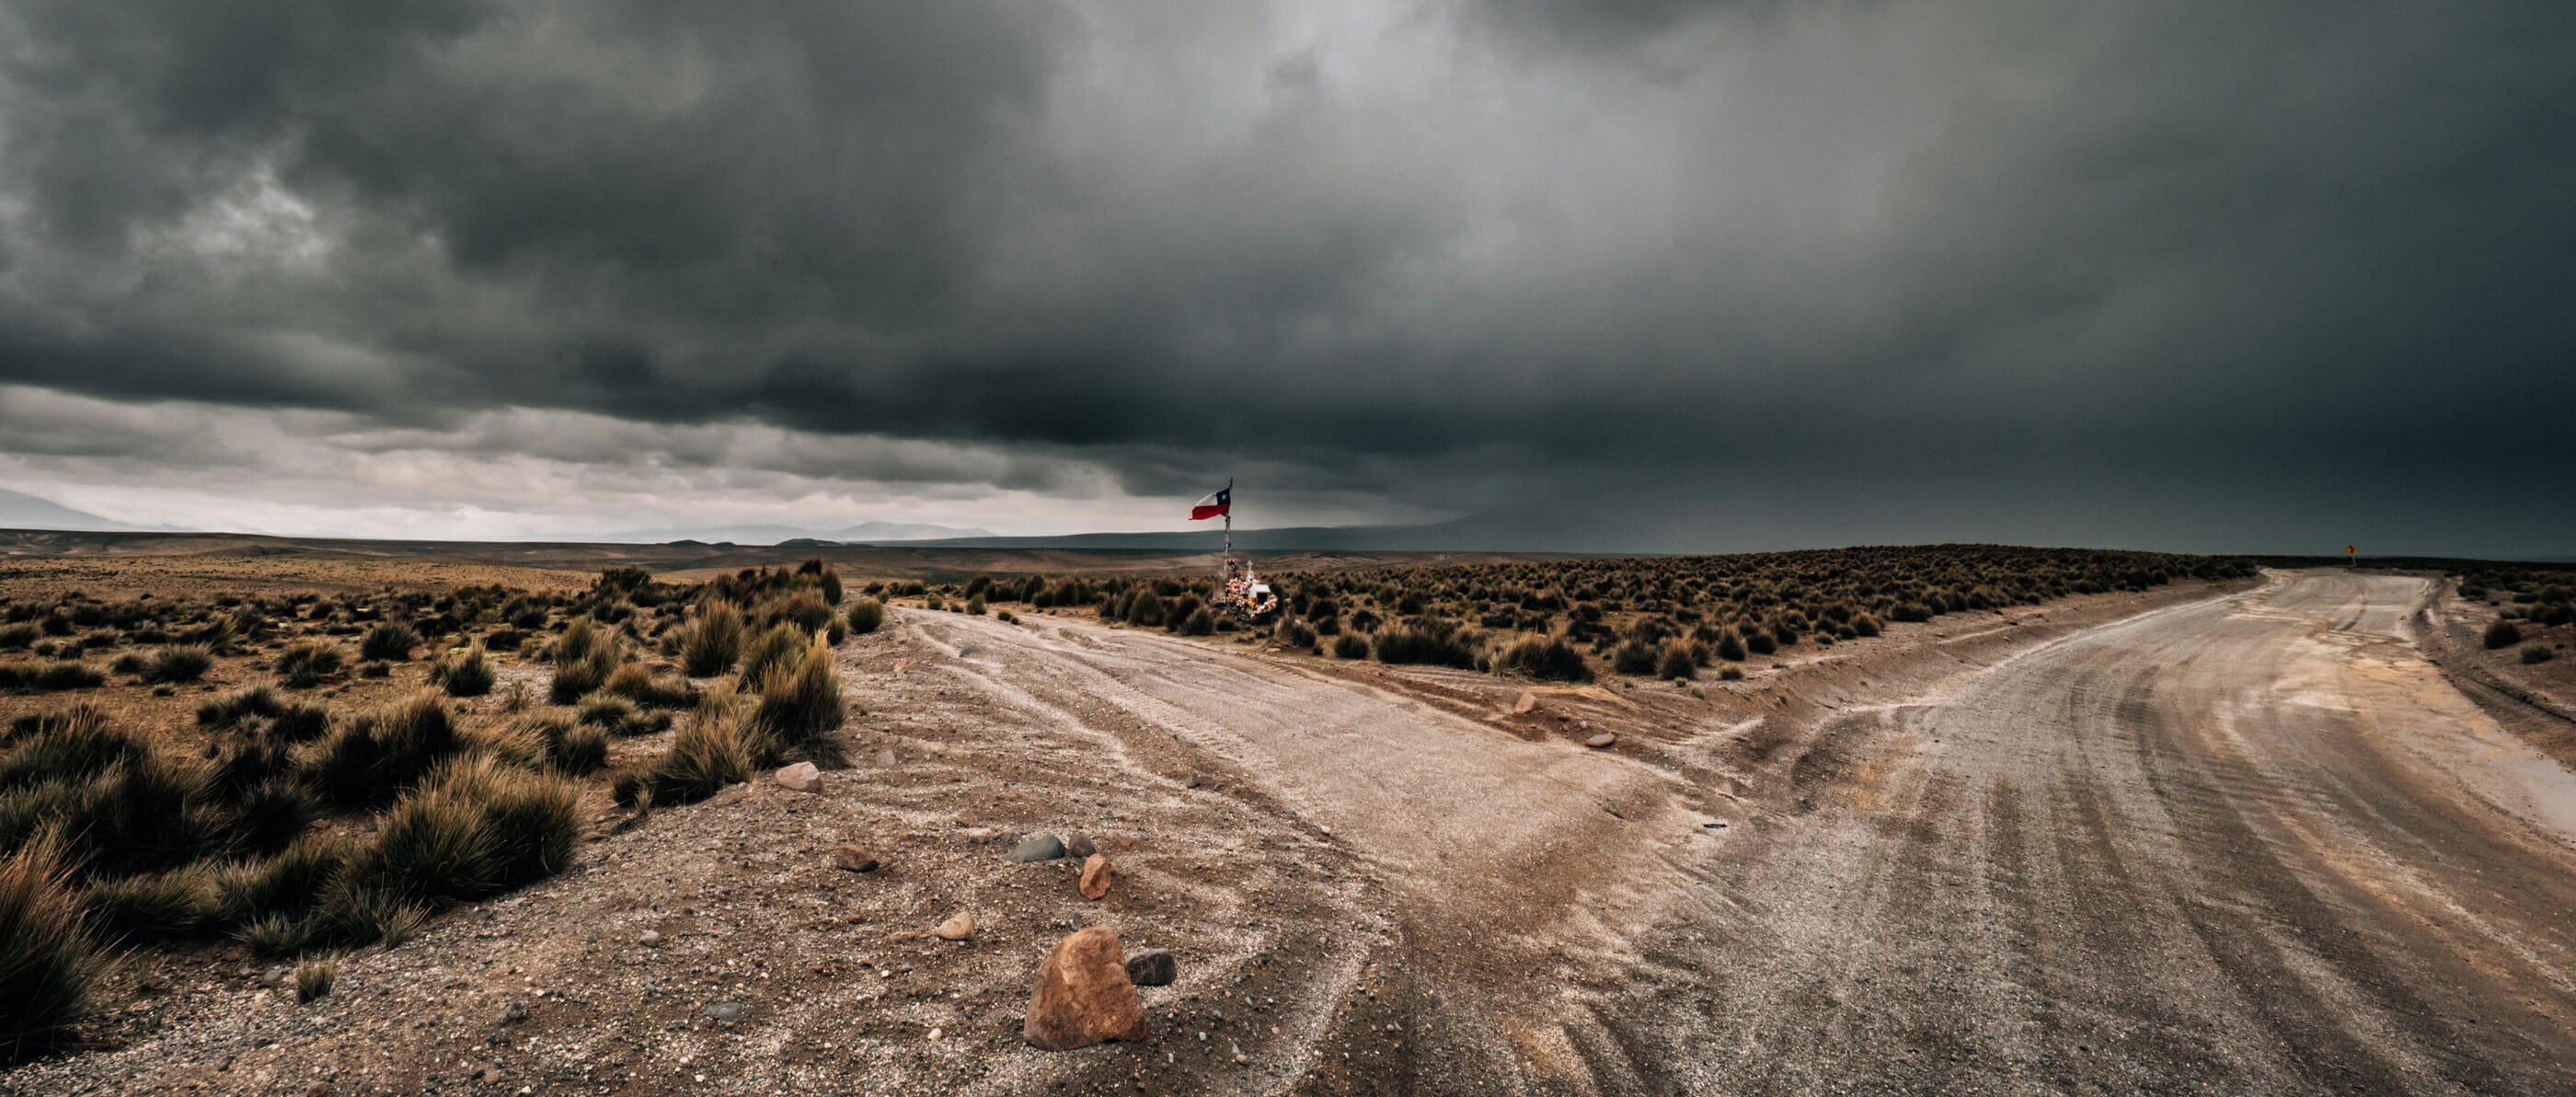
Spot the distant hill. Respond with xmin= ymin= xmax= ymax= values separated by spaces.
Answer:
xmin=593 ymin=519 xmax=997 ymax=545
xmin=0 ymin=488 xmax=146 ymax=532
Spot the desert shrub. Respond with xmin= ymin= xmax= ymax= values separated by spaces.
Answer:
xmin=964 ymin=595 xmax=986 ymax=617
xmin=1851 ymin=615 xmax=1881 ymax=638
xmin=2523 ymin=643 xmax=2556 ymax=664
xmin=604 ymin=663 xmax=693 ymax=709
xmin=1332 ymin=633 xmax=1370 ymax=659
xmin=845 ymin=598 xmax=885 ymax=636
xmin=109 ymin=652 xmax=144 ymax=676
xmin=1714 ymin=629 xmax=1747 ymax=662
xmin=1491 ymin=634 xmax=1592 ymax=682
xmin=359 ymin=621 xmax=420 ymax=662
xmin=224 ymin=778 xmax=321 ymax=858
xmin=739 ymin=624 xmax=809 ymax=688
xmin=755 ymin=638 xmax=845 ymax=759
xmin=681 ymin=602 xmax=745 ymax=676
xmin=276 ymin=640 xmax=345 ymax=688
xmin=628 ymin=695 xmax=765 ymax=807
xmin=575 ymin=692 xmax=673 ymax=737
xmin=766 ymin=593 xmax=836 ymax=633
xmin=198 ymin=687 xmax=283 ymax=731
xmin=340 ymin=754 xmax=581 ymax=906
xmin=1719 ymin=664 xmax=1745 ymax=680
xmin=430 ymin=643 xmax=495 ymax=698
xmin=215 ymin=832 xmax=356 ymax=925
xmin=0 ymin=837 xmax=104 ymax=1066
xmin=1373 ymin=627 xmax=1477 ymax=669
xmin=1277 ymin=619 xmax=1317 ymax=650
xmin=1610 ymin=641 xmax=1659 ymax=676
xmin=1658 ymin=642 xmax=1698 ymax=681
xmin=546 ymin=720 xmax=608 ymax=776
xmin=0 ymin=624 xmax=36 ymax=651
xmin=1744 ymin=629 xmax=1777 ymax=655
xmin=1181 ymin=606 xmax=1215 ymax=636
xmin=78 ymin=865 xmax=216 ymax=944
xmin=139 ymin=644 xmax=213 ymax=684
xmin=548 ymin=642 xmax=618 ymax=705
xmin=234 ymin=913 xmax=313 ymax=957
xmin=0 ymin=662 xmax=104 ymax=693
xmin=2486 ymin=619 xmax=2524 ymax=650
xmin=305 ymin=693 xmax=463 ymax=810
xmin=296 ymin=955 xmax=337 ymax=1002
xmin=1124 ymin=594 xmax=1166 ymax=628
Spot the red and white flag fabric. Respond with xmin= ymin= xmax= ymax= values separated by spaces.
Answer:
xmin=1190 ymin=487 xmax=1231 ymax=521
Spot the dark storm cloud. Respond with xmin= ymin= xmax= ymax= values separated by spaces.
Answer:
xmin=0 ymin=1 xmax=2570 ymax=553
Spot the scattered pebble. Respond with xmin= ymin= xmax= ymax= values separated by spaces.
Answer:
xmin=774 ymin=762 xmax=822 ymax=792
xmin=1011 ymin=835 xmax=1067 ymax=863
xmin=935 ymin=913 xmax=976 ymax=941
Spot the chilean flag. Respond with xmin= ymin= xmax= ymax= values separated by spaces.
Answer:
xmin=1190 ymin=487 xmax=1231 ymax=521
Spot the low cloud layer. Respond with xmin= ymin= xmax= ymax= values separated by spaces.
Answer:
xmin=2 ymin=2 xmax=2570 ymax=554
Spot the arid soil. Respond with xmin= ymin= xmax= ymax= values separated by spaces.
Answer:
xmin=9 ymin=569 xmax=2576 ymax=1095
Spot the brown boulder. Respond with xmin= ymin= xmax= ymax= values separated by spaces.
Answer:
xmin=1512 ymin=690 xmax=1539 ymax=715
xmin=1022 ymin=926 xmax=1149 ymax=1050
xmin=833 ymin=844 xmax=879 ymax=872
xmin=1078 ymin=854 xmax=1112 ymax=900
xmin=776 ymin=762 xmax=822 ymax=792
xmin=935 ymin=912 xmax=976 ymax=941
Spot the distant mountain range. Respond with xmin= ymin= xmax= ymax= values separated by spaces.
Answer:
xmin=596 ymin=520 xmax=998 ymax=545
xmin=0 ymin=488 xmax=156 ymax=532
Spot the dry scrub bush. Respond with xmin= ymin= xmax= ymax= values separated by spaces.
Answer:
xmin=2485 ymin=619 xmax=2524 ymax=649
xmin=142 ymin=644 xmax=213 ymax=684
xmin=623 ymin=690 xmax=771 ymax=808
xmin=739 ymin=624 xmax=810 ymax=688
xmin=845 ymin=597 xmax=884 ymax=635
xmin=575 ymin=692 xmax=673 ymax=737
xmin=307 ymin=693 xmax=462 ymax=809
xmin=1490 ymin=633 xmax=1591 ymax=682
xmin=276 ymin=640 xmax=345 ymax=688
xmin=430 ymin=643 xmax=495 ymax=698
xmin=755 ymin=638 xmax=845 ymax=761
xmin=295 ymin=955 xmax=337 ymax=1002
xmin=360 ymin=621 xmax=420 ymax=662
xmin=0 ymin=837 xmax=104 ymax=1066
xmin=604 ymin=662 xmax=693 ymax=709
xmin=681 ymin=601 xmax=745 ymax=676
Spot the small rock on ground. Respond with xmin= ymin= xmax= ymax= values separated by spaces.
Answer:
xmin=774 ymin=762 xmax=822 ymax=792
xmin=935 ymin=913 xmax=976 ymax=941
xmin=706 ymin=1001 xmax=742 ymax=1023
xmin=1024 ymin=926 xmax=1149 ymax=1050
xmin=1064 ymin=832 xmax=1098 ymax=858
xmin=833 ymin=844 xmax=880 ymax=872
xmin=1012 ymin=835 xmax=1066 ymax=863
xmin=1585 ymin=732 xmax=1617 ymax=748
xmin=1125 ymin=948 xmax=1177 ymax=987
xmin=1513 ymin=691 xmax=1539 ymax=714
xmin=1078 ymin=854 xmax=1112 ymax=900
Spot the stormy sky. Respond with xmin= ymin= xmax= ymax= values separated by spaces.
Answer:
xmin=0 ymin=1 xmax=2570 ymax=555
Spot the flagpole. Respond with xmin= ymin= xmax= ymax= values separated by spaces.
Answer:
xmin=1224 ymin=477 xmax=1233 ymax=560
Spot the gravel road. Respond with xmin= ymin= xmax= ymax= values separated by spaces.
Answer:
xmin=1594 ymin=571 xmax=2576 ymax=1096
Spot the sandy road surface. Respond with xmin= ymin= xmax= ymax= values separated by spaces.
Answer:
xmin=918 ymin=572 xmax=2576 ymax=1095
xmin=1595 ymin=572 xmax=2576 ymax=1096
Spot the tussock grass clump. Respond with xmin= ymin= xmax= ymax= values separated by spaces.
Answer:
xmin=545 ymin=720 xmax=608 ymax=776
xmin=295 ymin=955 xmax=337 ymax=1002
xmin=845 ymin=598 xmax=884 ymax=636
xmin=755 ymin=638 xmax=845 ymax=760
xmin=1657 ymin=641 xmax=1698 ymax=681
xmin=1123 ymin=593 xmax=1166 ymax=628
xmin=359 ymin=622 xmax=420 ymax=663
xmin=339 ymin=754 xmax=581 ymax=909
xmin=305 ymin=693 xmax=462 ymax=810
xmin=2485 ymin=619 xmax=2524 ymax=650
xmin=575 ymin=692 xmax=673 ymax=737
xmin=622 ymin=689 xmax=771 ymax=808
xmin=1331 ymin=633 xmax=1370 ymax=659
xmin=0 ymin=837 xmax=104 ymax=1066
xmin=0 ymin=662 xmax=105 ymax=693
xmin=681 ymin=602 xmax=745 ymax=676
xmin=78 ymin=865 xmax=216 ymax=944
xmin=548 ymin=620 xmax=620 ymax=705
xmin=604 ymin=663 xmax=693 ymax=709
xmin=1372 ymin=627 xmax=1477 ymax=669
xmin=276 ymin=640 xmax=345 ymax=688
xmin=429 ymin=644 xmax=495 ymax=698
xmin=739 ymin=625 xmax=810 ymax=688
xmin=2524 ymin=643 xmax=2556 ymax=664
xmin=198 ymin=687 xmax=282 ymax=730
xmin=1492 ymin=634 xmax=1592 ymax=682
xmin=216 ymin=832 xmax=357 ymax=927
xmin=0 ymin=624 xmax=37 ymax=651
xmin=1609 ymin=641 xmax=1658 ymax=676
xmin=141 ymin=645 xmax=213 ymax=684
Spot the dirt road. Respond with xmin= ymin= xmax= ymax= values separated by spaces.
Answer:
xmin=916 ymin=571 xmax=2576 ymax=1094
